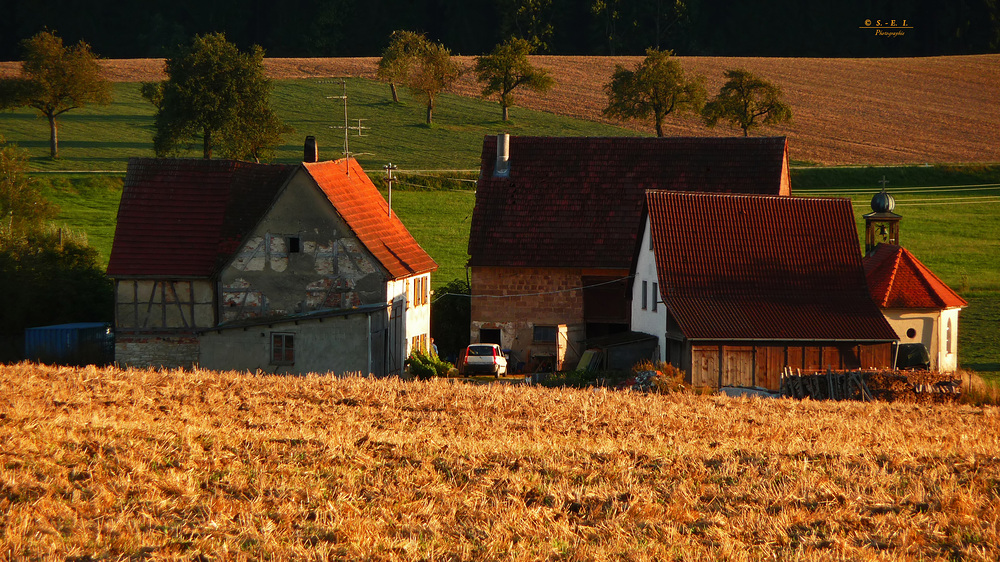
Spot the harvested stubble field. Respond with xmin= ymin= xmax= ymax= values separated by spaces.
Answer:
xmin=4 ymin=54 xmax=996 ymax=165
xmin=2 ymin=363 xmax=999 ymax=560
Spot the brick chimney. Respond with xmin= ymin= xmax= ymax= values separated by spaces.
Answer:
xmin=494 ymin=133 xmax=510 ymax=177
xmin=304 ymin=136 xmax=318 ymax=163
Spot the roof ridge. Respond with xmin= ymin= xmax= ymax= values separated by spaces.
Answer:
xmin=883 ymin=246 xmax=902 ymax=308
xmin=899 ymin=246 xmax=968 ymax=308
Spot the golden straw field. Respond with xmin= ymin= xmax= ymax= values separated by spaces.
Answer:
xmin=2 ymin=363 xmax=998 ymax=560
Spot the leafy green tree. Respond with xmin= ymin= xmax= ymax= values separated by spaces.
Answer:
xmin=499 ymin=0 xmax=555 ymax=53
xmin=142 ymin=33 xmax=288 ymax=161
xmin=702 ymin=69 xmax=792 ymax=137
xmin=0 ymin=31 xmax=112 ymax=158
xmin=475 ymin=37 xmax=555 ymax=122
xmin=602 ymin=48 xmax=705 ymax=137
xmin=0 ymin=139 xmax=111 ymax=361
xmin=406 ymin=40 xmax=461 ymax=125
xmin=591 ymin=0 xmax=622 ymax=55
xmin=376 ymin=30 xmax=429 ymax=103
xmin=430 ymin=278 xmax=471 ymax=363
xmin=0 ymin=138 xmax=56 ymax=237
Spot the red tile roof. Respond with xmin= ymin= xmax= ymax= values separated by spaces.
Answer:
xmin=304 ymin=159 xmax=437 ymax=280
xmin=108 ymin=158 xmax=294 ymax=278
xmin=863 ymin=244 xmax=967 ymax=309
xmin=647 ymin=191 xmax=898 ymax=341
xmin=108 ymin=157 xmax=436 ymax=281
xmin=469 ymin=136 xmax=789 ymax=269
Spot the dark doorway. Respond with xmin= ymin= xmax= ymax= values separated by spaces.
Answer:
xmin=480 ymin=328 xmax=501 ymax=345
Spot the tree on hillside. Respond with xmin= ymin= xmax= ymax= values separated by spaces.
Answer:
xmin=406 ymin=40 xmax=461 ymax=125
xmin=475 ymin=37 xmax=555 ymax=122
xmin=141 ymin=33 xmax=288 ymax=161
xmin=0 ymin=31 xmax=112 ymax=158
xmin=602 ymin=48 xmax=705 ymax=137
xmin=1 ymin=138 xmax=56 ymax=236
xmin=376 ymin=30 xmax=429 ymax=104
xmin=702 ymin=69 xmax=792 ymax=137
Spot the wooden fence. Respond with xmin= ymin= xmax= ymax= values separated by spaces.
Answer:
xmin=779 ymin=368 xmax=961 ymax=402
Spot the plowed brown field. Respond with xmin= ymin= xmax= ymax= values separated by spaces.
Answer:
xmin=3 ymin=55 xmax=997 ymax=164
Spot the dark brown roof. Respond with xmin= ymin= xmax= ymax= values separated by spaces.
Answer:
xmin=647 ymin=191 xmax=898 ymax=342
xmin=108 ymin=157 xmax=436 ymax=281
xmin=304 ymin=159 xmax=437 ymax=279
xmin=108 ymin=158 xmax=294 ymax=278
xmin=469 ymin=136 xmax=790 ymax=269
xmin=863 ymin=244 xmax=967 ymax=309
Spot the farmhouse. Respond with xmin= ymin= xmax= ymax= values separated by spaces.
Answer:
xmin=468 ymin=134 xmax=791 ymax=371
xmin=107 ymin=155 xmax=436 ymax=375
xmin=858 ymin=189 xmax=967 ymax=372
xmin=631 ymin=191 xmax=898 ymax=390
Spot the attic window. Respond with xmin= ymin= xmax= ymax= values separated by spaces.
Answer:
xmin=288 ymin=236 xmax=301 ymax=253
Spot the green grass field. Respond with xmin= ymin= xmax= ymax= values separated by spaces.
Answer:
xmin=3 ymin=79 xmax=637 ymax=171
xmin=5 ymin=78 xmax=998 ymax=381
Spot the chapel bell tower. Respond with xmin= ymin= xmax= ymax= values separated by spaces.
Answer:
xmin=863 ymin=188 xmax=901 ymax=256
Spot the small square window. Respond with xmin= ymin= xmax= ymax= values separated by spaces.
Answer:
xmin=288 ymin=237 xmax=301 ymax=253
xmin=533 ymin=325 xmax=557 ymax=343
xmin=271 ymin=333 xmax=294 ymax=365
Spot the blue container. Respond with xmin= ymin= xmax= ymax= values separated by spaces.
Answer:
xmin=24 ymin=322 xmax=114 ymax=366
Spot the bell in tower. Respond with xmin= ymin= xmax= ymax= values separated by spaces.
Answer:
xmin=863 ymin=186 xmax=901 ymax=256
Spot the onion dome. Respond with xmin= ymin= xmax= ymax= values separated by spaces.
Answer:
xmin=871 ymin=189 xmax=895 ymax=213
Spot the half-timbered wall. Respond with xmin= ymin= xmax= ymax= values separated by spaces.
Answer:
xmin=115 ymin=279 xmax=215 ymax=330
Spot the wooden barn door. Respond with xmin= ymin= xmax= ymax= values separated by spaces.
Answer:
xmin=386 ymin=297 xmax=405 ymax=376
xmin=722 ymin=346 xmax=754 ymax=387
xmin=691 ymin=346 xmax=719 ymax=388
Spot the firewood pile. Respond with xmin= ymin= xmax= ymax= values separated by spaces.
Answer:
xmin=780 ymin=368 xmax=961 ymax=403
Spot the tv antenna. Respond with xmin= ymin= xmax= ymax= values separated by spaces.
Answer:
xmin=326 ymin=79 xmax=371 ymax=176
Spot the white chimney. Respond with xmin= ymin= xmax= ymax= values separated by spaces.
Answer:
xmin=494 ymin=133 xmax=510 ymax=177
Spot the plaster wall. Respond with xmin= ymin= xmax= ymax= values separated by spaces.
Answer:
xmin=881 ymin=308 xmax=963 ymax=371
xmin=199 ymin=314 xmax=372 ymax=375
xmin=220 ymin=170 xmax=388 ymax=323
xmin=631 ymin=219 xmax=666 ymax=360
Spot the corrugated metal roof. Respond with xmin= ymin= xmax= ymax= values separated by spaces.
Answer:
xmin=469 ymin=136 xmax=789 ymax=269
xmin=304 ymin=159 xmax=437 ymax=280
xmin=647 ymin=191 xmax=898 ymax=341
xmin=863 ymin=244 xmax=967 ymax=309
xmin=108 ymin=158 xmax=294 ymax=278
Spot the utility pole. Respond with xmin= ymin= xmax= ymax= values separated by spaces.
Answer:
xmin=326 ymin=79 xmax=372 ymax=176
xmin=384 ymin=163 xmax=397 ymax=217
xmin=326 ymin=79 xmax=350 ymax=175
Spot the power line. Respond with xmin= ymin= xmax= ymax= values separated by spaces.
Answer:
xmin=800 ymin=183 xmax=1000 ymax=195
xmin=431 ymin=275 xmax=633 ymax=304
xmin=852 ymin=196 xmax=1000 ymax=207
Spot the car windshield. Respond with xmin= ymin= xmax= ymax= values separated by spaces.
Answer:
xmin=467 ymin=345 xmax=495 ymax=357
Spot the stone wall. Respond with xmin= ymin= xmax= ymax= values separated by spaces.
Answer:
xmin=115 ymin=335 xmax=199 ymax=370
xmin=470 ymin=266 xmax=586 ymax=370
xmin=471 ymin=266 xmax=584 ymax=324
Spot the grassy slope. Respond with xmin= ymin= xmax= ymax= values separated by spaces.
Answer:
xmin=4 ymin=79 xmax=638 ymax=171
xmin=3 ymin=363 xmax=998 ymax=560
